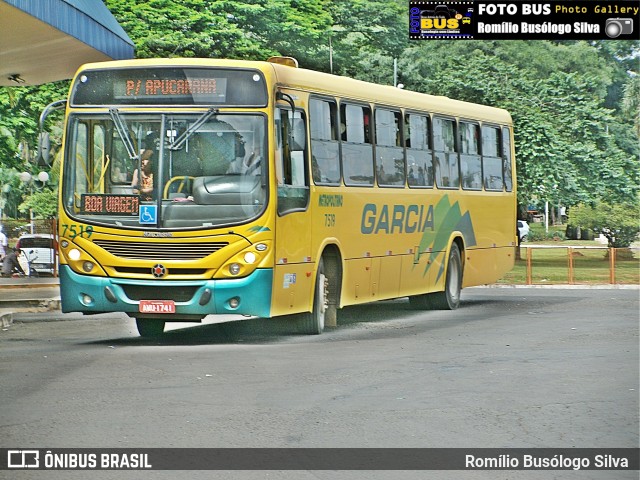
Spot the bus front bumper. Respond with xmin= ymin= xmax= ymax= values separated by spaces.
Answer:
xmin=59 ymin=265 xmax=272 ymax=319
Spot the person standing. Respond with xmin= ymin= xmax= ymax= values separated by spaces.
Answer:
xmin=0 ymin=225 xmax=7 ymax=260
xmin=131 ymin=149 xmax=155 ymax=201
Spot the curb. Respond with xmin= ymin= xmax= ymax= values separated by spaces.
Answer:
xmin=474 ymin=284 xmax=640 ymax=290
xmin=0 ymin=298 xmax=61 ymax=329
xmin=0 ymin=283 xmax=59 ymax=289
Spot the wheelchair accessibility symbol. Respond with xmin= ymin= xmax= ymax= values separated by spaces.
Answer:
xmin=139 ymin=205 xmax=157 ymax=224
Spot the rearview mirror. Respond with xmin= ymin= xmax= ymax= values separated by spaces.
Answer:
xmin=38 ymin=132 xmax=50 ymax=165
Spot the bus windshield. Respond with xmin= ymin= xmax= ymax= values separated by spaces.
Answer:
xmin=63 ymin=112 xmax=267 ymax=229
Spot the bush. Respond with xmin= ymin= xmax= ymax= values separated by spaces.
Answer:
xmin=569 ymin=201 xmax=640 ymax=248
xmin=529 ymin=223 xmax=566 ymax=242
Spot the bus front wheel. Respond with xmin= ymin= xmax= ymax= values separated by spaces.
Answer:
xmin=136 ymin=318 xmax=165 ymax=337
xmin=296 ymin=258 xmax=327 ymax=334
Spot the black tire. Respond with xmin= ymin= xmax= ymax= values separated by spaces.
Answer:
xmin=136 ymin=318 xmax=165 ymax=337
xmin=430 ymin=243 xmax=463 ymax=310
xmin=409 ymin=291 xmax=432 ymax=310
xmin=296 ymin=258 xmax=327 ymax=334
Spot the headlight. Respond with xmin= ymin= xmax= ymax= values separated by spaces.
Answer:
xmin=229 ymin=263 xmax=241 ymax=275
xmin=68 ymin=248 xmax=82 ymax=261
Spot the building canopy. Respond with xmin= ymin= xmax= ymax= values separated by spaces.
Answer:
xmin=0 ymin=0 xmax=134 ymax=86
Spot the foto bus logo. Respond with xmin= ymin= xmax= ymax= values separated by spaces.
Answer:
xmin=415 ymin=2 xmax=474 ymax=36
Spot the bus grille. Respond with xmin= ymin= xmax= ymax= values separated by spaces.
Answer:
xmin=93 ymin=240 xmax=228 ymax=260
xmin=120 ymin=285 xmax=198 ymax=302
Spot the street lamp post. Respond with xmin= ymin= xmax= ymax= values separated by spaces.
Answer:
xmin=19 ymin=171 xmax=49 ymax=234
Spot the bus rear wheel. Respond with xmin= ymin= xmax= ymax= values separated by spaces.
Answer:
xmin=409 ymin=243 xmax=462 ymax=311
xmin=296 ymin=258 xmax=327 ymax=334
xmin=430 ymin=243 xmax=462 ymax=310
xmin=136 ymin=318 xmax=165 ymax=337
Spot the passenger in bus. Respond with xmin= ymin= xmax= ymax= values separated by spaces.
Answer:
xmin=377 ymin=164 xmax=387 ymax=184
xmin=227 ymin=142 xmax=262 ymax=175
xmin=131 ymin=149 xmax=155 ymax=201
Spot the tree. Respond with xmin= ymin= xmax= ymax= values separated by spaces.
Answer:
xmin=1 ymin=1 xmax=638 ymax=224
xmin=569 ymin=201 xmax=640 ymax=249
xmin=398 ymin=40 xmax=639 ymax=211
xmin=18 ymin=188 xmax=58 ymax=219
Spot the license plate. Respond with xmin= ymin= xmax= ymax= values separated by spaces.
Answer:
xmin=139 ymin=300 xmax=175 ymax=314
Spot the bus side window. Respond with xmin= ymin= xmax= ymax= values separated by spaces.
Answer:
xmin=482 ymin=125 xmax=503 ymax=191
xmin=375 ymin=108 xmax=404 ymax=187
xmin=459 ymin=121 xmax=481 ymax=190
xmin=340 ymin=103 xmax=374 ymax=186
xmin=433 ymin=117 xmax=459 ymax=188
xmin=406 ymin=113 xmax=433 ymax=188
xmin=502 ymin=127 xmax=513 ymax=192
xmin=310 ymin=98 xmax=340 ymax=185
xmin=276 ymin=107 xmax=309 ymax=215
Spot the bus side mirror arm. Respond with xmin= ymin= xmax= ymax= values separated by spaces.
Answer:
xmin=276 ymin=91 xmax=295 ymax=112
xmin=38 ymin=99 xmax=67 ymax=166
xmin=276 ymin=91 xmax=296 ymax=152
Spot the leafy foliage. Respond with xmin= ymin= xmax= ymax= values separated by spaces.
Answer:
xmin=0 ymin=1 xmax=638 ymax=228
xmin=18 ymin=188 xmax=58 ymax=219
xmin=569 ymin=202 xmax=640 ymax=248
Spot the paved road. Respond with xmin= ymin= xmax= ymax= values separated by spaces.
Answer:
xmin=0 ymin=288 xmax=638 ymax=480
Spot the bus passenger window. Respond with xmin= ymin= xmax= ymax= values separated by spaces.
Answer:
xmin=310 ymin=98 xmax=340 ymax=185
xmin=482 ymin=125 xmax=503 ymax=191
xmin=502 ymin=127 xmax=513 ymax=192
xmin=406 ymin=113 xmax=433 ymax=188
xmin=433 ymin=117 xmax=459 ymax=188
xmin=460 ymin=121 xmax=481 ymax=190
xmin=375 ymin=108 xmax=404 ymax=187
xmin=340 ymin=103 xmax=374 ymax=186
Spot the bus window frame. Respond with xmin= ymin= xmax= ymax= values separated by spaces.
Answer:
xmin=433 ymin=115 xmax=460 ymax=190
xmin=405 ymin=110 xmax=434 ymax=189
xmin=338 ymin=100 xmax=374 ymax=188
xmin=502 ymin=126 xmax=514 ymax=192
xmin=373 ymin=106 xmax=405 ymax=189
xmin=459 ymin=119 xmax=482 ymax=191
xmin=481 ymin=123 xmax=504 ymax=192
xmin=309 ymin=95 xmax=342 ymax=187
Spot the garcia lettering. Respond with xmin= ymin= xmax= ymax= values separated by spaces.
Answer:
xmin=361 ymin=203 xmax=434 ymax=234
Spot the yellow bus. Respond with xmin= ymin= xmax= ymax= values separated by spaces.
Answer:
xmin=51 ymin=57 xmax=516 ymax=336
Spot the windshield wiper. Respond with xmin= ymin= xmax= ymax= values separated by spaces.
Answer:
xmin=109 ymin=108 xmax=138 ymax=160
xmin=169 ymin=108 xmax=218 ymax=151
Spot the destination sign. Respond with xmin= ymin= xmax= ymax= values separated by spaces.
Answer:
xmin=71 ymin=67 xmax=268 ymax=107
xmin=118 ymin=77 xmax=227 ymax=102
xmin=81 ymin=194 xmax=140 ymax=215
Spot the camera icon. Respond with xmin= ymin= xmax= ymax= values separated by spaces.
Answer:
xmin=605 ymin=18 xmax=633 ymax=38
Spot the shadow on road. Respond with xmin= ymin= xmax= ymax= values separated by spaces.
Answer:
xmin=84 ymin=291 xmax=578 ymax=347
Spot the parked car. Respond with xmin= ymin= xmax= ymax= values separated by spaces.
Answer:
xmin=517 ymin=220 xmax=530 ymax=242
xmin=15 ymin=234 xmax=58 ymax=275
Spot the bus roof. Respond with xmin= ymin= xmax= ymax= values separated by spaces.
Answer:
xmin=73 ymin=58 xmax=512 ymax=124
